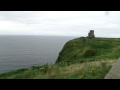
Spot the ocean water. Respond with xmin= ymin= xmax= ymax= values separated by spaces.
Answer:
xmin=0 ymin=35 xmax=77 ymax=74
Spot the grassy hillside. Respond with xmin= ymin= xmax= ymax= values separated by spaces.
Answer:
xmin=0 ymin=37 xmax=119 ymax=79
xmin=0 ymin=59 xmax=116 ymax=79
xmin=56 ymin=38 xmax=120 ymax=64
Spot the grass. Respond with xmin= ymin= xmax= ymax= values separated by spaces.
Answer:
xmin=0 ymin=59 xmax=116 ymax=79
xmin=56 ymin=38 xmax=120 ymax=63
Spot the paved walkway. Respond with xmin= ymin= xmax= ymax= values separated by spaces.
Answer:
xmin=104 ymin=57 xmax=120 ymax=79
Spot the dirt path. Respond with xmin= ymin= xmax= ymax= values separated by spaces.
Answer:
xmin=104 ymin=57 xmax=120 ymax=79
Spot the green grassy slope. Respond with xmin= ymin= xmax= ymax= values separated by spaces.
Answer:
xmin=0 ymin=60 xmax=115 ymax=79
xmin=56 ymin=38 xmax=120 ymax=64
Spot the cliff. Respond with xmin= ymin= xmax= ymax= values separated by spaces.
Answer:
xmin=56 ymin=37 xmax=120 ymax=64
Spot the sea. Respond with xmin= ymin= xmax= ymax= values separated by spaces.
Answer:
xmin=0 ymin=35 xmax=77 ymax=74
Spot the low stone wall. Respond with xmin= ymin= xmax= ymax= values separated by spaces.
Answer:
xmin=104 ymin=57 xmax=120 ymax=79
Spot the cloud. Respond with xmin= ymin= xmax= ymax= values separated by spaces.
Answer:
xmin=0 ymin=11 xmax=120 ymax=37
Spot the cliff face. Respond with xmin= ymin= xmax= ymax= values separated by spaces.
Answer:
xmin=55 ymin=38 xmax=120 ymax=64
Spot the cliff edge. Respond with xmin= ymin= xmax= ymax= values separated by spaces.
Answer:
xmin=56 ymin=37 xmax=120 ymax=64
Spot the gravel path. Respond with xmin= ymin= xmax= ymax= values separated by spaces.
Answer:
xmin=104 ymin=57 xmax=120 ymax=79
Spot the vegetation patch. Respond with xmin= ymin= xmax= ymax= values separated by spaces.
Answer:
xmin=56 ymin=38 xmax=120 ymax=63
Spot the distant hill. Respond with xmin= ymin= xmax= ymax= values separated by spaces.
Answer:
xmin=56 ymin=37 xmax=120 ymax=64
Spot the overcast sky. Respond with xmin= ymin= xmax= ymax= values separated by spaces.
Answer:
xmin=0 ymin=11 xmax=120 ymax=37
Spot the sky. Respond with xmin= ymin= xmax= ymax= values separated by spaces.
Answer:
xmin=0 ymin=11 xmax=120 ymax=37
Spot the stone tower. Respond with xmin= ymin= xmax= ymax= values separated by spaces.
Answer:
xmin=87 ymin=30 xmax=95 ymax=39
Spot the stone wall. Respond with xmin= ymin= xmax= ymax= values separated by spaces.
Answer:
xmin=104 ymin=57 xmax=120 ymax=79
